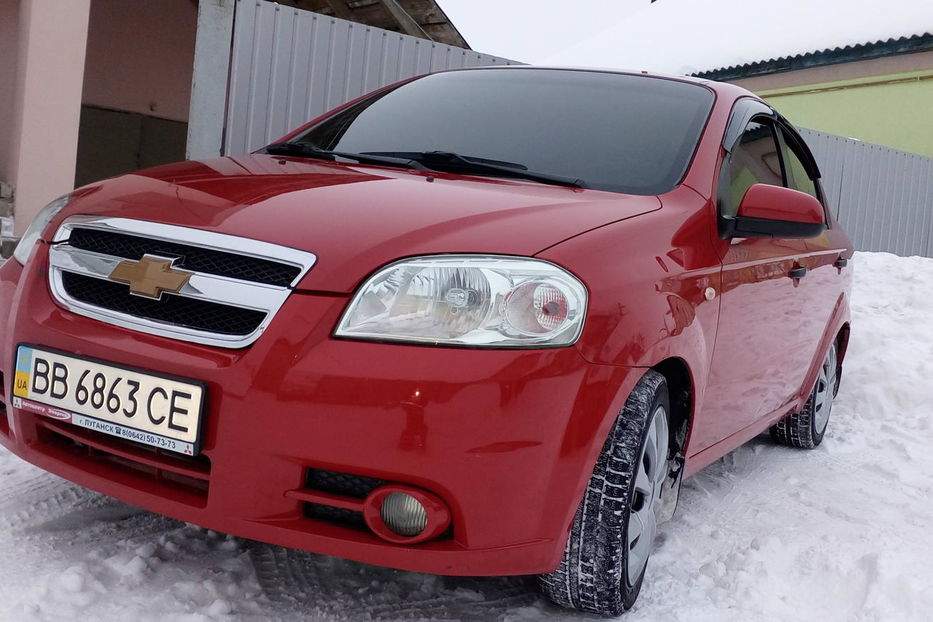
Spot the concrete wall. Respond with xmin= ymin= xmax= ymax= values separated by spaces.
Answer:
xmin=0 ymin=1 xmax=20 ymax=183
xmin=761 ymin=70 xmax=933 ymax=158
xmin=732 ymin=50 xmax=933 ymax=93
xmin=82 ymin=0 xmax=198 ymax=123
xmin=7 ymin=0 xmax=91 ymax=235
xmin=732 ymin=52 xmax=933 ymax=158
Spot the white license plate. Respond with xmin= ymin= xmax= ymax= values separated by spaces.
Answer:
xmin=12 ymin=345 xmax=205 ymax=456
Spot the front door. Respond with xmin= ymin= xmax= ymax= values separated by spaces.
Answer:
xmin=694 ymin=114 xmax=827 ymax=454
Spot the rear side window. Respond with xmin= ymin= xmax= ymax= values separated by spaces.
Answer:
xmin=778 ymin=130 xmax=819 ymax=200
xmin=295 ymin=69 xmax=715 ymax=196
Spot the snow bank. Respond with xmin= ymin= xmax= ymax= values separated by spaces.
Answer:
xmin=1 ymin=251 xmax=932 ymax=621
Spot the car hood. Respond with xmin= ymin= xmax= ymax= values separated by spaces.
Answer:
xmin=65 ymin=155 xmax=661 ymax=293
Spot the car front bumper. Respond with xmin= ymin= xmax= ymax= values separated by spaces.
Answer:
xmin=0 ymin=250 xmax=637 ymax=576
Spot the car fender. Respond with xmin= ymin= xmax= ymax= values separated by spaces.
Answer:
xmin=536 ymin=184 xmax=719 ymax=404
xmin=535 ymin=186 xmax=720 ymax=537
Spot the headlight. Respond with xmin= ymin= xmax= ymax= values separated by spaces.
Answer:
xmin=12 ymin=195 xmax=71 ymax=265
xmin=335 ymin=256 xmax=588 ymax=347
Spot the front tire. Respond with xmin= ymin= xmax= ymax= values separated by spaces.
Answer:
xmin=539 ymin=370 xmax=670 ymax=615
xmin=771 ymin=342 xmax=839 ymax=449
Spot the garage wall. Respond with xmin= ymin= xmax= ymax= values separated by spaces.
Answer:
xmin=0 ymin=1 xmax=20 ymax=182
xmin=76 ymin=0 xmax=199 ymax=187
xmin=765 ymin=69 xmax=933 ymax=159
xmin=224 ymin=0 xmax=517 ymax=155
xmin=75 ymin=107 xmax=188 ymax=187
xmin=82 ymin=0 xmax=198 ymax=122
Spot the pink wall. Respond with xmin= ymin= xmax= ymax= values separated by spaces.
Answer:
xmin=82 ymin=0 xmax=198 ymax=122
xmin=0 ymin=1 xmax=21 ymax=181
xmin=9 ymin=0 xmax=90 ymax=234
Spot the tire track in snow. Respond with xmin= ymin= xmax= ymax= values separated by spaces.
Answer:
xmin=248 ymin=544 xmax=538 ymax=620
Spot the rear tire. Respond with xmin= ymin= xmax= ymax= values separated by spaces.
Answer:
xmin=771 ymin=342 xmax=838 ymax=449
xmin=539 ymin=370 xmax=670 ymax=615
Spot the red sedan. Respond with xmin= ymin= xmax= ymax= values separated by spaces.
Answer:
xmin=0 ymin=67 xmax=851 ymax=615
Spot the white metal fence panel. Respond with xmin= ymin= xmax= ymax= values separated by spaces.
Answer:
xmin=801 ymin=128 xmax=933 ymax=257
xmin=225 ymin=0 xmax=517 ymax=155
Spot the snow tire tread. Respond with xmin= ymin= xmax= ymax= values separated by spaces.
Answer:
xmin=538 ymin=370 xmax=668 ymax=616
xmin=771 ymin=342 xmax=839 ymax=450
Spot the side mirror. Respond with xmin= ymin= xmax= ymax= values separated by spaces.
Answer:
xmin=724 ymin=183 xmax=826 ymax=239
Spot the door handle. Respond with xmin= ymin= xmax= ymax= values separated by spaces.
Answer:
xmin=789 ymin=266 xmax=808 ymax=279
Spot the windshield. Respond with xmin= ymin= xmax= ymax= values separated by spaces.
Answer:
xmin=292 ymin=68 xmax=715 ymax=196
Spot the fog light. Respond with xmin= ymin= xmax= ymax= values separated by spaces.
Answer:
xmin=381 ymin=492 xmax=428 ymax=537
xmin=363 ymin=485 xmax=451 ymax=544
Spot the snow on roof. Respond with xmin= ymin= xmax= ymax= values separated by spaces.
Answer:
xmin=537 ymin=0 xmax=933 ymax=77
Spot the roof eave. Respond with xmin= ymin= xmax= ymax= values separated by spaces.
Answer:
xmin=693 ymin=32 xmax=933 ymax=81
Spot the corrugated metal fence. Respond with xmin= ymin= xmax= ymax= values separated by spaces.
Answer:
xmin=801 ymin=128 xmax=933 ymax=257
xmin=225 ymin=0 xmax=517 ymax=155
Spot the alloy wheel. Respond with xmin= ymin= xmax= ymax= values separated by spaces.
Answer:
xmin=626 ymin=404 xmax=669 ymax=587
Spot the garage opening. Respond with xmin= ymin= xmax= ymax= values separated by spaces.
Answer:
xmin=76 ymin=0 xmax=198 ymax=187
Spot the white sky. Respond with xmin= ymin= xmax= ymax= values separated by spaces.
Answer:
xmin=436 ymin=1 xmax=645 ymax=64
xmin=437 ymin=0 xmax=933 ymax=75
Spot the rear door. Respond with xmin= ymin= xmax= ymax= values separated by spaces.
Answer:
xmin=779 ymin=125 xmax=853 ymax=348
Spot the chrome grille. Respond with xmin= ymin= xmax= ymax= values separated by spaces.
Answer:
xmin=67 ymin=228 xmax=301 ymax=287
xmin=48 ymin=216 xmax=317 ymax=348
xmin=61 ymin=272 xmax=267 ymax=336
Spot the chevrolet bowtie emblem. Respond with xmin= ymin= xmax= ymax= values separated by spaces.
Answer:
xmin=109 ymin=254 xmax=193 ymax=299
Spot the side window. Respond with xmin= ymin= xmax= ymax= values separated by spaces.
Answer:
xmin=778 ymin=129 xmax=820 ymax=202
xmin=725 ymin=119 xmax=783 ymax=217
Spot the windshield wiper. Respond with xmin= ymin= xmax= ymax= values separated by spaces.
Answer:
xmin=262 ymin=142 xmax=427 ymax=170
xmin=362 ymin=151 xmax=588 ymax=189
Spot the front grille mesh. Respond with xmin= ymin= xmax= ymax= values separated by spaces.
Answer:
xmin=36 ymin=420 xmax=210 ymax=505
xmin=306 ymin=468 xmax=386 ymax=499
xmin=68 ymin=228 xmax=302 ymax=287
xmin=304 ymin=504 xmax=368 ymax=530
xmin=302 ymin=469 xmax=386 ymax=530
xmin=62 ymin=272 xmax=266 ymax=336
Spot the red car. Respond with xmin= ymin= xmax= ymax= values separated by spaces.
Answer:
xmin=0 ymin=68 xmax=851 ymax=615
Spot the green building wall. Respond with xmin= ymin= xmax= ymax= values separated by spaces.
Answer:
xmin=759 ymin=68 xmax=933 ymax=157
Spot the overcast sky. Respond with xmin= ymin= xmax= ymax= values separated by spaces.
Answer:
xmin=437 ymin=0 xmax=933 ymax=75
xmin=435 ymin=1 xmax=645 ymax=64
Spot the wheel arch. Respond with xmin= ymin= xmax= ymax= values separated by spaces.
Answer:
xmin=836 ymin=321 xmax=851 ymax=363
xmin=651 ymin=357 xmax=693 ymax=461
xmin=650 ymin=357 xmax=693 ymax=521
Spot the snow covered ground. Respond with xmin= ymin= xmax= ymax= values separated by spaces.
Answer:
xmin=1 ymin=251 xmax=931 ymax=621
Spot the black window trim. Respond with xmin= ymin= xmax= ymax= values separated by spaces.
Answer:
xmin=718 ymin=97 xmax=830 ymax=235
xmin=774 ymin=123 xmax=830 ymax=225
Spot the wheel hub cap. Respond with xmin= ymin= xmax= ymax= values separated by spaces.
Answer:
xmin=813 ymin=345 xmax=837 ymax=434
xmin=626 ymin=405 xmax=669 ymax=587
